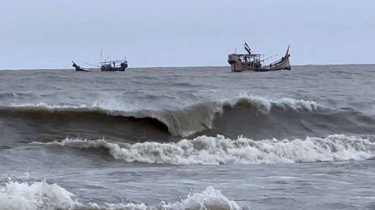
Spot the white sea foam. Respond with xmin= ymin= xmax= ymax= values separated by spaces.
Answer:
xmin=33 ymin=134 xmax=375 ymax=165
xmin=162 ymin=186 xmax=242 ymax=210
xmin=8 ymin=102 xmax=90 ymax=111
xmin=86 ymin=186 xmax=243 ymax=210
xmin=0 ymin=181 xmax=79 ymax=210
xmin=0 ymin=182 xmax=243 ymax=210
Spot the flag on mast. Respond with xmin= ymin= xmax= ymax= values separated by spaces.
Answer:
xmin=244 ymin=42 xmax=251 ymax=55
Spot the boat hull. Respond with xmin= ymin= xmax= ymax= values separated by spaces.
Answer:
xmin=228 ymin=58 xmax=291 ymax=72
xmin=256 ymin=58 xmax=291 ymax=72
xmin=230 ymin=63 xmax=258 ymax=72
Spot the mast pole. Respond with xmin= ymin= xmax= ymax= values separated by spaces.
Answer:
xmin=100 ymin=50 xmax=103 ymax=65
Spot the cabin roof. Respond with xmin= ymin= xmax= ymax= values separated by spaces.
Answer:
xmin=231 ymin=53 xmax=263 ymax=56
xmin=100 ymin=60 xmax=127 ymax=65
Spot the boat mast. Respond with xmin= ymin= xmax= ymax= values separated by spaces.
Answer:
xmin=100 ymin=50 xmax=103 ymax=65
xmin=284 ymin=45 xmax=290 ymax=58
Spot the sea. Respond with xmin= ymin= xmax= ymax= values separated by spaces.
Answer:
xmin=1 ymin=65 xmax=375 ymax=210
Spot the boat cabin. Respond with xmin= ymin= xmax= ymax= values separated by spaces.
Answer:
xmin=100 ymin=60 xmax=128 ymax=71
xmin=228 ymin=53 xmax=263 ymax=71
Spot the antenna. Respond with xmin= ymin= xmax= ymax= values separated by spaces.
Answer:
xmin=100 ymin=50 xmax=103 ymax=64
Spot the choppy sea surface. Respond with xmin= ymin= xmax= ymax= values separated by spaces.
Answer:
xmin=1 ymin=65 xmax=375 ymax=210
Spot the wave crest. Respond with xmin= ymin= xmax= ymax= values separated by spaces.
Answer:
xmin=3 ymin=95 xmax=320 ymax=137
xmin=224 ymin=95 xmax=319 ymax=113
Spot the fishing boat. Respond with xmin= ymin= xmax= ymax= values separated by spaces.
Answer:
xmin=72 ymin=60 xmax=128 ymax=72
xmin=228 ymin=43 xmax=291 ymax=72
xmin=72 ymin=53 xmax=128 ymax=72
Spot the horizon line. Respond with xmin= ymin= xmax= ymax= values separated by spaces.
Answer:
xmin=1 ymin=63 xmax=374 ymax=71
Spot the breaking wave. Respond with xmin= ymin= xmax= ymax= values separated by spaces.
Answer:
xmin=0 ymin=181 xmax=243 ymax=210
xmin=32 ymin=134 xmax=375 ymax=165
xmin=0 ymin=95 xmax=319 ymax=137
xmin=85 ymin=186 xmax=243 ymax=210
xmin=0 ymin=181 xmax=79 ymax=210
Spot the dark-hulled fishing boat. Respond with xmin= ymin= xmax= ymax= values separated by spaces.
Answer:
xmin=228 ymin=43 xmax=291 ymax=72
xmin=72 ymin=58 xmax=128 ymax=72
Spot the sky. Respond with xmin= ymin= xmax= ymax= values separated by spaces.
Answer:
xmin=1 ymin=0 xmax=374 ymax=69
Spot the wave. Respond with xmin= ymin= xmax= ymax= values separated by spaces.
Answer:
xmin=223 ymin=95 xmax=319 ymax=113
xmin=32 ymin=134 xmax=375 ymax=165
xmin=0 ymin=181 xmax=79 ymax=210
xmin=87 ymin=186 xmax=243 ymax=210
xmin=0 ymin=95 xmax=320 ymax=137
xmin=0 ymin=181 xmax=243 ymax=210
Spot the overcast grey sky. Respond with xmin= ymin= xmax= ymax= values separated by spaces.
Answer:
xmin=1 ymin=0 xmax=374 ymax=69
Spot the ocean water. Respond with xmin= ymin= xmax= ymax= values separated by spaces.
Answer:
xmin=1 ymin=65 xmax=375 ymax=210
